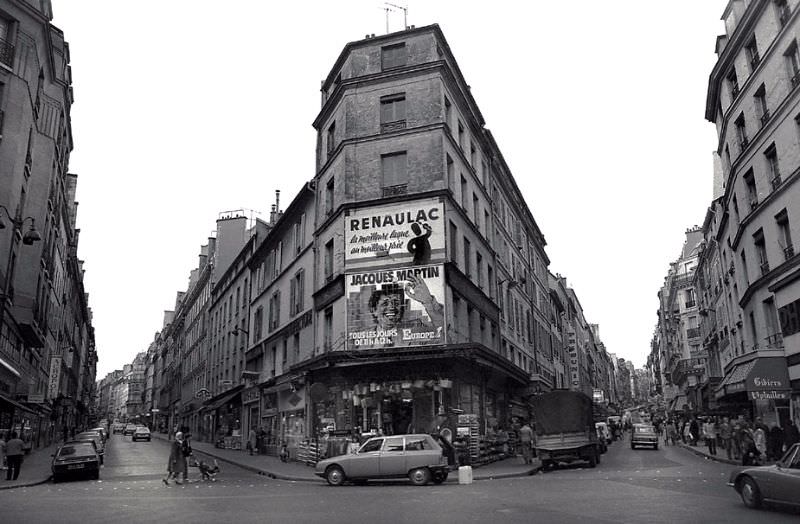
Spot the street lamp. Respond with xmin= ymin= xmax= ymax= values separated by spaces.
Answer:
xmin=229 ymin=327 xmax=249 ymax=336
xmin=0 ymin=204 xmax=42 ymax=337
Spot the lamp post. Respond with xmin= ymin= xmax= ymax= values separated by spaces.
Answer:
xmin=0 ymin=204 xmax=42 ymax=335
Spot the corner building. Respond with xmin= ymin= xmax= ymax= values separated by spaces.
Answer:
xmin=704 ymin=0 xmax=800 ymax=423
xmin=298 ymin=24 xmax=554 ymax=456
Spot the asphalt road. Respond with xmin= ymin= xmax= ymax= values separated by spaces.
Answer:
xmin=0 ymin=433 xmax=797 ymax=523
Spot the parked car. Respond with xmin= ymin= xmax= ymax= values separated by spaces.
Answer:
xmin=89 ymin=427 xmax=107 ymax=443
xmin=112 ymin=423 xmax=125 ymax=434
xmin=728 ymin=443 xmax=800 ymax=510
xmin=314 ymin=434 xmax=450 ymax=486
xmin=73 ymin=431 xmax=105 ymax=464
xmin=123 ymin=423 xmax=137 ymax=436
xmin=595 ymin=422 xmax=612 ymax=445
xmin=132 ymin=426 xmax=151 ymax=442
xmin=52 ymin=441 xmax=100 ymax=482
xmin=630 ymin=424 xmax=658 ymax=450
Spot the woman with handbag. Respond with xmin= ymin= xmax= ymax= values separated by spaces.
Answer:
xmin=163 ymin=431 xmax=188 ymax=485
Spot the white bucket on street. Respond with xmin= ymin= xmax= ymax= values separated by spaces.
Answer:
xmin=458 ymin=465 xmax=473 ymax=484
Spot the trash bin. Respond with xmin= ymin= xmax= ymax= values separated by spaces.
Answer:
xmin=458 ymin=465 xmax=473 ymax=484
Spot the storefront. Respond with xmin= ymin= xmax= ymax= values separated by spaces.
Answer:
xmin=203 ymin=386 xmax=243 ymax=449
xmin=297 ymin=344 xmax=529 ymax=465
xmin=715 ymin=356 xmax=791 ymax=426
xmin=0 ymin=393 xmax=40 ymax=452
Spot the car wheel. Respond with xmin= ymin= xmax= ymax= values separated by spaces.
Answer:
xmin=431 ymin=470 xmax=448 ymax=484
xmin=595 ymin=452 xmax=601 ymax=465
xmin=739 ymin=476 xmax=762 ymax=509
xmin=588 ymin=453 xmax=597 ymax=468
xmin=409 ymin=467 xmax=431 ymax=486
xmin=325 ymin=466 xmax=345 ymax=486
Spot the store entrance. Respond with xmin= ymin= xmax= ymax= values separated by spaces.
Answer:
xmin=380 ymin=398 xmax=414 ymax=435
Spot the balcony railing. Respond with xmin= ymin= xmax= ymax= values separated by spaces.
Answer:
xmin=731 ymin=85 xmax=740 ymax=98
xmin=0 ymin=37 xmax=14 ymax=68
xmin=785 ymin=245 xmax=795 ymax=259
xmin=771 ymin=175 xmax=783 ymax=191
xmin=382 ymin=183 xmax=408 ymax=197
xmin=686 ymin=327 xmax=701 ymax=339
xmin=750 ymin=53 xmax=761 ymax=69
xmin=792 ymin=71 xmax=800 ymax=88
xmin=380 ymin=120 xmax=407 ymax=133
xmin=764 ymin=333 xmax=784 ymax=349
xmin=760 ymin=261 xmax=770 ymax=275
xmin=760 ymin=111 xmax=771 ymax=127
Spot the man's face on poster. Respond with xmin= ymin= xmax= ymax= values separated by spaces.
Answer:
xmin=372 ymin=290 xmax=404 ymax=329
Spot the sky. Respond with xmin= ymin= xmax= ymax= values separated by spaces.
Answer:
xmin=51 ymin=0 xmax=729 ymax=378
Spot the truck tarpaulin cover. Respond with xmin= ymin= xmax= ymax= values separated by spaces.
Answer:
xmin=531 ymin=391 xmax=594 ymax=435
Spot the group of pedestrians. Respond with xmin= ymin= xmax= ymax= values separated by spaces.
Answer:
xmin=661 ymin=414 xmax=800 ymax=466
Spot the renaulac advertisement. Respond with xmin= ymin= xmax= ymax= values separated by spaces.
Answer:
xmin=346 ymin=265 xmax=446 ymax=350
xmin=344 ymin=198 xmax=445 ymax=268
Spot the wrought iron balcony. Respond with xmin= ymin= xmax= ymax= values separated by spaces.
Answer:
xmin=792 ymin=71 xmax=800 ymax=88
xmin=380 ymin=120 xmax=407 ymax=133
xmin=382 ymin=183 xmax=408 ymax=197
xmin=760 ymin=261 xmax=770 ymax=275
xmin=0 ymin=37 xmax=13 ymax=68
xmin=785 ymin=245 xmax=795 ymax=259
xmin=760 ymin=111 xmax=770 ymax=127
xmin=771 ymin=175 xmax=783 ymax=191
xmin=764 ymin=332 xmax=784 ymax=349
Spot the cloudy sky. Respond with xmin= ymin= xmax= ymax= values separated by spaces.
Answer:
xmin=52 ymin=1 xmax=728 ymax=378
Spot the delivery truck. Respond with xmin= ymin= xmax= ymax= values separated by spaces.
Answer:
xmin=531 ymin=390 xmax=600 ymax=470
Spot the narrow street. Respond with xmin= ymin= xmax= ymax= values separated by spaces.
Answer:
xmin=1 ymin=433 xmax=797 ymax=523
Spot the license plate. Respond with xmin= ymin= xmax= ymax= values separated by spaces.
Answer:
xmin=67 ymin=464 xmax=85 ymax=470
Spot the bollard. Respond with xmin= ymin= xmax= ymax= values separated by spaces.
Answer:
xmin=458 ymin=465 xmax=473 ymax=484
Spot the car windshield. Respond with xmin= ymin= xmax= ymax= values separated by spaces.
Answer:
xmin=58 ymin=443 xmax=95 ymax=457
xmin=135 ymin=428 xmax=149 ymax=432
xmin=635 ymin=425 xmax=655 ymax=433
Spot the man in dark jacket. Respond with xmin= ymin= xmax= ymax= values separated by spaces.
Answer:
xmin=784 ymin=420 xmax=800 ymax=450
xmin=689 ymin=417 xmax=700 ymax=446
xmin=768 ymin=424 xmax=784 ymax=460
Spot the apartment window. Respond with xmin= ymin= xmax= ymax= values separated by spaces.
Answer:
xmin=749 ymin=311 xmax=759 ymax=350
xmin=323 ymin=307 xmax=333 ymax=350
xmin=754 ymin=84 xmax=769 ymax=126
xmin=254 ymin=306 xmax=264 ymax=341
xmin=745 ymin=37 xmax=760 ymax=70
xmin=786 ymin=40 xmax=800 ymax=86
xmin=776 ymin=209 xmax=795 ymax=259
xmin=744 ymin=170 xmax=758 ymax=210
xmin=476 ymin=252 xmax=483 ymax=289
xmin=732 ymin=194 xmax=741 ymax=224
xmin=271 ymin=347 xmax=277 ymax=377
xmin=324 ymin=239 xmax=334 ymax=281
xmin=763 ymin=298 xmax=781 ymax=347
xmin=326 ymin=121 xmax=336 ymax=155
xmin=381 ymin=43 xmax=406 ymax=70
xmin=776 ymin=0 xmax=791 ymax=27
xmin=381 ymin=151 xmax=408 ymax=193
xmin=487 ymin=265 xmax=494 ymax=298
xmin=727 ymin=68 xmax=740 ymax=99
xmin=470 ymin=143 xmax=476 ymax=167
xmin=459 ymin=174 xmax=468 ymax=211
xmin=282 ymin=340 xmax=288 ymax=370
xmin=290 ymin=269 xmax=305 ymax=316
xmin=269 ymin=291 xmax=281 ymax=332
xmin=765 ymin=144 xmax=781 ymax=189
xmin=481 ymin=159 xmax=488 ymax=187
xmin=380 ymin=93 xmax=406 ymax=132
xmin=463 ymin=237 xmax=471 ymax=277
xmin=325 ymin=177 xmax=335 ymax=216
xmin=457 ymin=120 xmax=464 ymax=150
xmin=446 ymin=154 xmax=454 ymax=191
xmin=473 ymin=194 xmax=480 ymax=229
xmin=484 ymin=210 xmax=490 ymax=238
xmin=452 ymin=296 xmax=461 ymax=336
xmin=444 ymin=96 xmax=451 ymax=130
xmin=734 ymin=113 xmax=748 ymax=150
xmin=724 ymin=144 xmax=732 ymax=172
xmin=0 ymin=17 xmax=13 ymax=68
xmin=295 ymin=214 xmax=305 ymax=253
xmin=293 ymin=333 xmax=300 ymax=363
xmin=274 ymin=241 xmax=283 ymax=278
xmin=449 ymin=221 xmax=458 ymax=265
xmin=754 ymin=229 xmax=769 ymax=274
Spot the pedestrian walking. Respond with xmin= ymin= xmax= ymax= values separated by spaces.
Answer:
xmin=753 ymin=425 xmax=767 ymax=463
xmin=720 ymin=417 xmax=734 ymax=460
xmin=0 ymin=432 xmax=6 ymax=471
xmin=768 ymin=424 xmax=784 ymax=460
xmin=518 ymin=421 xmax=534 ymax=465
xmin=689 ymin=417 xmax=700 ymax=446
xmin=163 ymin=431 xmax=187 ymax=486
xmin=247 ymin=428 xmax=256 ymax=456
xmin=665 ymin=420 xmax=677 ymax=445
xmin=741 ymin=428 xmax=758 ymax=466
xmin=703 ymin=418 xmax=717 ymax=455
xmin=784 ymin=419 xmax=800 ymax=450
xmin=5 ymin=431 xmax=25 ymax=481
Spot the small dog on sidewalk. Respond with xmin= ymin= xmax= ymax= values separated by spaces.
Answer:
xmin=197 ymin=458 xmax=220 ymax=481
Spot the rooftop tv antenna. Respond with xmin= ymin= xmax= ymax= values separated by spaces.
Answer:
xmin=385 ymin=2 xmax=408 ymax=29
xmin=379 ymin=4 xmax=395 ymax=34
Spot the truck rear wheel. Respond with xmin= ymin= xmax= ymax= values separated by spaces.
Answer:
xmin=588 ymin=453 xmax=597 ymax=468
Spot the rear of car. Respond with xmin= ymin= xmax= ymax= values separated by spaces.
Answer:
xmin=112 ymin=423 xmax=124 ymax=434
xmin=132 ymin=426 xmax=151 ymax=442
xmin=74 ymin=431 xmax=105 ymax=464
xmin=630 ymin=424 xmax=658 ymax=450
xmin=52 ymin=442 xmax=100 ymax=482
xmin=123 ymin=423 xmax=137 ymax=436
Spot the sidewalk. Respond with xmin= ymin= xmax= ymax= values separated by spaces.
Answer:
xmin=0 ymin=441 xmax=60 ymax=490
xmin=154 ymin=433 xmax=541 ymax=483
xmin=675 ymin=440 xmax=778 ymax=467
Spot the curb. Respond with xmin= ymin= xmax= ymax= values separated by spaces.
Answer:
xmin=0 ymin=475 xmax=53 ymax=490
xmin=677 ymin=443 xmax=739 ymax=465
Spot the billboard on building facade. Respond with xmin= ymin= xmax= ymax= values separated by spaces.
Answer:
xmin=346 ymin=265 xmax=446 ymax=350
xmin=344 ymin=198 xmax=445 ymax=268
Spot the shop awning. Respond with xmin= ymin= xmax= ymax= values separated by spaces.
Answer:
xmin=0 ymin=393 xmax=37 ymax=414
xmin=716 ymin=357 xmax=790 ymax=400
xmin=202 ymin=385 xmax=244 ymax=412
xmin=668 ymin=394 xmax=687 ymax=412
